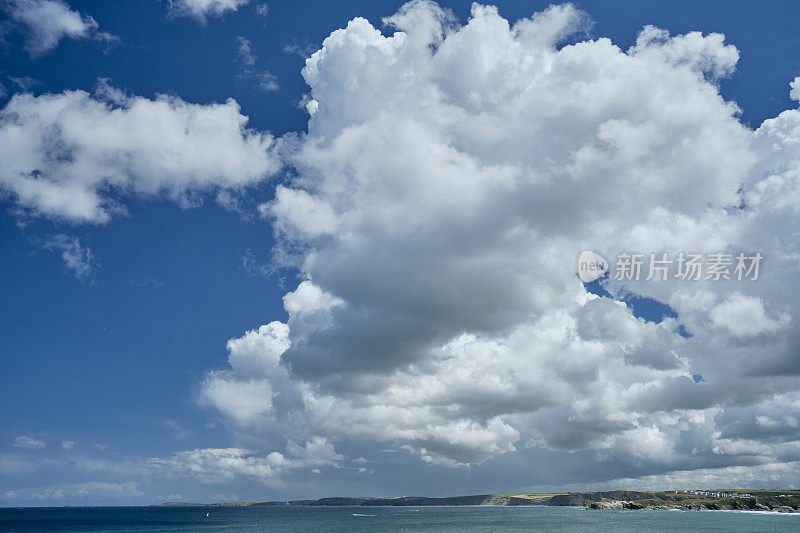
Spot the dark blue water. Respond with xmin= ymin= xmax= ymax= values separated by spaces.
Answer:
xmin=1 ymin=505 xmax=798 ymax=532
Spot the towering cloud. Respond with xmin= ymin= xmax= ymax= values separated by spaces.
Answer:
xmin=202 ymin=1 xmax=800 ymax=485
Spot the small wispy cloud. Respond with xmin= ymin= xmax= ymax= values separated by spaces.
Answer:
xmin=235 ymin=35 xmax=279 ymax=92
xmin=161 ymin=419 xmax=190 ymax=440
xmin=255 ymin=71 xmax=278 ymax=92
xmin=241 ymin=249 xmax=271 ymax=278
xmin=2 ymin=482 xmax=142 ymax=501
xmin=8 ymin=76 xmax=39 ymax=91
xmin=283 ymin=40 xmax=317 ymax=60
xmin=255 ymin=3 xmax=268 ymax=21
xmin=12 ymin=435 xmax=46 ymax=449
xmin=236 ymin=35 xmax=256 ymax=66
xmin=129 ymin=277 xmax=165 ymax=290
xmin=44 ymin=234 xmax=98 ymax=281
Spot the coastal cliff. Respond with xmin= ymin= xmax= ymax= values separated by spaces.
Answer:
xmin=584 ymin=491 xmax=800 ymax=513
xmin=155 ymin=490 xmax=800 ymax=513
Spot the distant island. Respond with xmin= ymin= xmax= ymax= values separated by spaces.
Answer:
xmin=155 ymin=490 xmax=800 ymax=513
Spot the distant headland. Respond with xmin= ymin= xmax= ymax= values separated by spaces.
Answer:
xmin=155 ymin=490 xmax=800 ymax=513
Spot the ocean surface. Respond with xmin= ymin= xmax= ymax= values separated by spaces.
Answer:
xmin=1 ymin=505 xmax=798 ymax=532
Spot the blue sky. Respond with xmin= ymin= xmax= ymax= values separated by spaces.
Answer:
xmin=2 ymin=0 xmax=800 ymax=505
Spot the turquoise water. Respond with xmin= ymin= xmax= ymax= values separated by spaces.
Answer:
xmin=1 ymin=505 xmax=798 ymax=532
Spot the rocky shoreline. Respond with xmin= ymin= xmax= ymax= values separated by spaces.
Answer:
xmin=587 ymin=499 xmax=800 ymax=513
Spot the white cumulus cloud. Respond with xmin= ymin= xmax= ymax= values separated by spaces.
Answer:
xmin=1 ymin=0 xmax=115 ymax=57
xmin=147 ymin=439 xmax=343 ymax=485
xmin=0 ymin=81 xmax=279 ymax=223
xmin=710 ymin=293 xmax=789 ymax=338
xmin=168 ymin=0 xmax=250 ymax=23
xmin=198 ymin=1 xmax=800 ymax=484
xmin=790 ymin=76 xmax=800 ymax=103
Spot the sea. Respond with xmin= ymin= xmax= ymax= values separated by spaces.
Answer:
xmin=1 ymin=505 xmax=798 ymax=532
